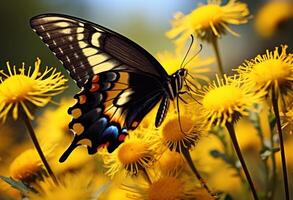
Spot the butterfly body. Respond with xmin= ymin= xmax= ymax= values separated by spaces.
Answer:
xmin=30 ymin=14 xmax=188 ymax=162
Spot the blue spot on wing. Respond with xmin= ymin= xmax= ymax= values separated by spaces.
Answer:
xmin=103 ymin=125 xmax=119 ymax=138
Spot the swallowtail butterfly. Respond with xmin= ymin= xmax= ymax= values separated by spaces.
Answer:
xmin=30 ymin=14 xmax=193 ymax=162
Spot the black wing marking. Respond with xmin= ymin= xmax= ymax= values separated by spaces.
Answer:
xmin=30 ymin=13 xmax=169 ymax=87
xmin=59 ymin=70 xmax=164 ymax=161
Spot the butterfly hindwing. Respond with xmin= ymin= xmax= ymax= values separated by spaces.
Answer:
xmin=59 ymin=70 xmax=164 ymax=162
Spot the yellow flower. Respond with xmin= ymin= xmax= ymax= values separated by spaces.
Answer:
xmin=255 ymin=1 xmax=293 ymax=38
xmin=0 ymin=58 xmax=67 ymax=122
xmin=9 ymin=149 xmax=46 ymax=183
xmin=197 ymin=75 xmax=265 ymax=128
xmin=166 ymin=0 xmax=250 ymax=48
xmin=156 ymin=149 xmax=186 ymax=175
xmin=28 ymin=169 xmax=98 ymax=200
xmin=156 ymin=47 xmax=213 ymax=86
xmin=101 ymin=133 xmax=157 ymax=178
xmin=236 ymin=45 xmax=293 ymax=97
xmin=123 ymin=174 xmax=214 ymax=200
xmin=153 ymin=108 xmax=205 ymax=153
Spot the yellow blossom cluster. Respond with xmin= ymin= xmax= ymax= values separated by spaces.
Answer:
xmin=0 ymin=1 xmax=292 ymax=200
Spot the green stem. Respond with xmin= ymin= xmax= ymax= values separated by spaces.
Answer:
xmin=181 ymin=148 xmax=212 ymax=195
xmin=22 ymin=114 xmax=59 ymax=185
xmin=253 ymin=112 xmax=270 ymax=199
xmin=211 ymin=37 xmax=224 ymax=77
xmin=226 ymin=122 xmax=259 ymax=200
xmin=271 ymin=88 xmax=289 ymax=200
xmin=268 ymin=125 xmax=277 ymax=200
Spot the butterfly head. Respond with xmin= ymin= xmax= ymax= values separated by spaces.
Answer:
xmin=177 ymin=68 xmax=188 ymax=78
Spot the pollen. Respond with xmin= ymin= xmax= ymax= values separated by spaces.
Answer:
xmin=162 ymin=117 xmax=193 ymax=142
xmin=203 ymin=85 xmax=243 ymax=111
xmin=101 ymin=134 xmax=156 ymax=177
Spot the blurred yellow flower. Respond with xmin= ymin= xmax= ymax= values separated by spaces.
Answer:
xmin=236 ymin=45 xmax=293 ymax=97
xmin=156 ymin=47 xmax=213 ymax=86
xmin=192 ymin=134 xmax=226 ymax=174
xmin=235 ymin=118 xmax=260 ymax=152
xmin=124 ymin=175 xmax=213 ymax=200
xmin=197 ymin=75 xmax=265 ymax=128
xmin=36 ymin=98 xmax=74 ymax=147
xmin=255 ymin=1 xmax=293 ymax=38
xmin=166 ymin=0 xmax=250 ymax=48
xmin=209 ymin=166 xmax=243 ymax=199
xmin=9 ymin=149 xmax=45 ymax=183
xmin=99 ymin=182 xmax=130 ymax=200
xmin=28 ymin=169 xmax=97 ymax=200
xmin=0 ymin=58 xmax=67 ymax=122
xmin=51 ymin=148 xmax=92 ymax=176
xmin=156 ymin=149 xmax=186 ymax=175
xmin=101 ymin=133 xmax=157 ymax=178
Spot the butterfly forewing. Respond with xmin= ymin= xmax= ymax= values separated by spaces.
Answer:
xmin=30 ymin=14 xmax=168 ymax=87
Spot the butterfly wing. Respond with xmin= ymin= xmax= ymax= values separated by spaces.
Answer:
xmin=30 ymin=13 xmax=168 ymax=87
xmin=30 ymin=14 xmax=169 ymax=162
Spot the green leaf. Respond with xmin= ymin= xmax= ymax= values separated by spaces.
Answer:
xmin=210 ymin=149 xmax=229 ymax=163
xmin=0 ymin=176 xmax=31 ymax=194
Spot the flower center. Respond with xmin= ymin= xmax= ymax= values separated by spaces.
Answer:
xmin=162 ymin=117 xmax=193 ymax=142
xmin=250 ymin=59 xmax=291 ymax=85
xmin=148 ymin=177 xmax=184 ymax=200
xmin=190 ymin=4 xmax=223 ymax=28
xmin=0 ymin=75 xmax=35 ymax=103
xmin=117 ymin=141 xmax=147 ymax=165
xmin=203 ymin=85 xmax=243 ymax=112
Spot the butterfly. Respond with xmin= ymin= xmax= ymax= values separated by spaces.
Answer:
xmin=30 ymin=13 xmax=195 ymax=162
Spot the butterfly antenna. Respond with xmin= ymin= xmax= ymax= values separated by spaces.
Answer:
xmin=180 ymin=35 xmax=194 ymax=69
xmin=182 ymin=44 xmax=203 ymax=69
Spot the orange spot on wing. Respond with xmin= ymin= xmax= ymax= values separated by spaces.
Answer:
xmin=71 ymin=108 xmax=82 ymax=119
xmin=90 ymin=83 xmax=100 ymax=92
xmin=92 ymin=75 xmax=100 ymax=83
xmin=79 ymin=95 xmax=87 ymax=104
xmin=73 ymin=123 xmax=84 ymax=135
